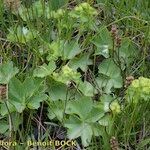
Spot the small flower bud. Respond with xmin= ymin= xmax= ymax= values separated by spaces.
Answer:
xmin=110 ymin=100 xmax=121 ymax=114
xmin=0 ymin=85 xmax=7 ymax=100
xmin=111 ymin=25 xmax=117 ymax=38
xmin=110 ymin=136 xmax=119 ymax=150
xmin=115 ymin=35 xmax=121 ymax=47
xmin=124 ymin=75 xmax=134 ymax=88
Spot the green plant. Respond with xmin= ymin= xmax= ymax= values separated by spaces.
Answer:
xmin=0 ymin=0 xmax=150 ymax=149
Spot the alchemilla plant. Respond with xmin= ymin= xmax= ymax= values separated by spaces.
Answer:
xmin=0 ymin=0 xmax=150 ymax=149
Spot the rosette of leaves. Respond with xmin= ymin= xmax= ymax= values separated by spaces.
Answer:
xmin=64 ymin=96 xmax=105 ymax=147
xmin=126 ymin=77 xmax=150 ymax=103
xmin=0 ymin=77 xmax=47 ymax=115
xmin=64 ymin=95 xmax=118 ymax=147
xmin=47 ymin=93 xmax=116 ymax=147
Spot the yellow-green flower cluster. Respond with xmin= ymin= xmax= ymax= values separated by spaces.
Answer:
xmin=74 ymin=3 xmax=98 ymax=15
xmin=70 ymin=2 xmax=98 ymax=19
xmin=110 ymin=100 xmax=121 ymax=114
xmin=53 ymin=65 xmax=81 ymax=84
xmin=51 ymin=9 xmax=66 ymax=19
xmin=131 ymin=77 xmax=150 ymax=94
xmin=126 ymin=77 xmax=150 ymax=102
